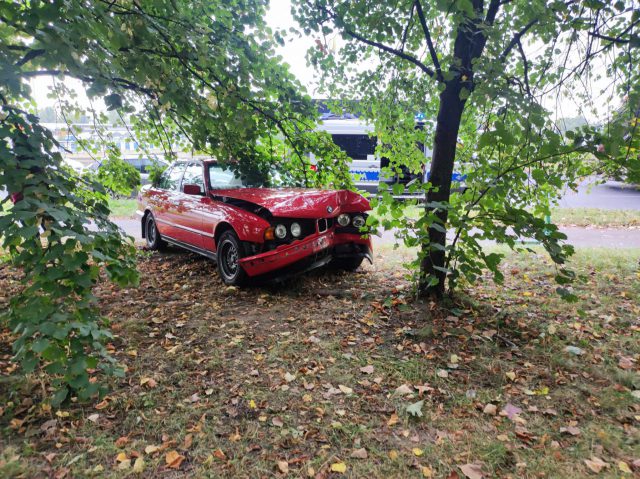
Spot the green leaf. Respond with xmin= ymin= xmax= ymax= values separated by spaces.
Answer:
xmin=406 ymin=400 xmax=424 ymax=417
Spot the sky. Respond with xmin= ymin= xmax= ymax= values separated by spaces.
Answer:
xmin=30 ymin=0 xmax=619 ymax=124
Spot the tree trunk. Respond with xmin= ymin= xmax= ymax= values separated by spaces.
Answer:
xmin=418 ymin=81 xmax=466 ymax=298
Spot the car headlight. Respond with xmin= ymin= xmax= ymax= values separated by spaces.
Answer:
xmin=352 ymin=215 xmax=366 ymax=228
xmin=275 ymin=224 xmax=287 ymax=239
xmin=337 ymin=213 xmax=350 ymax=227
xmin=290 ymin=222 xmax=301 ymax=237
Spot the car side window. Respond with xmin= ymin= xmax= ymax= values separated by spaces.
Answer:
xmin=156 ymin=165 xmax=173 ymax=189
xmin=157 ymin=162 xmax=187 ymax=191
xmin=182 ymin=162 xmax=204 ymax=191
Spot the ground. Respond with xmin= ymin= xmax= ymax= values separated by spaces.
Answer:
xmin=0 ymin=247 xmax=639 ymax=478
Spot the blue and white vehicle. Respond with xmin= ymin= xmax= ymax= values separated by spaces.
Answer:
xmin=313 ymin=117 xmax=467 ymax=194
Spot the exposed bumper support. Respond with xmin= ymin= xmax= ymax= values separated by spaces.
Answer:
xmin=239 ymin=230 xmax=372 ymax=277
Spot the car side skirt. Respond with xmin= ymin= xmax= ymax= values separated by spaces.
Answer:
xmin=161 ymin=235 xmax=217 ymax=261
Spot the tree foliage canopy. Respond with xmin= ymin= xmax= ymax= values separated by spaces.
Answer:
xmin=0 ymin=0 xmax=348 ymax=403
xmin=293 ymin=0 xmax=640 ymax=295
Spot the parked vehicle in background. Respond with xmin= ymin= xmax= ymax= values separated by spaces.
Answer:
xmin=314 ymin=117 xmax=466 ymax=194
xmin=137 ymin=159 xmax=373 ymax=285
xmin=122 ymin=155 xmax=168 ymax=184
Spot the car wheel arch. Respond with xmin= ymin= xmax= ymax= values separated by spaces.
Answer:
xmin=141 ymin=209 xmax=152 ymax=239
xmin=214 ymin=222 xmax=235 ymax=248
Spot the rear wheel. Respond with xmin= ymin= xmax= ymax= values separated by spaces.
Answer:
xmin=217 ymin=230 xmax=248 ymax=286
xmin=331 ymin=256 xmax=364 ymax=272
xmin=145 ymin=214 xmax=167 ymax=250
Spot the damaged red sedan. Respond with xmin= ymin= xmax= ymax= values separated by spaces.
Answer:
xmin=137 ymin=159 xmax=372 ymax=285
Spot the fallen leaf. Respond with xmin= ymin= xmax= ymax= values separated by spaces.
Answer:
xmin=272 ymin=417 xmax=284 ymax=428
xmin=618 ymin=356 xmax=635 ymax=370
xmin=560 ymin=426 xmax=581 ymax=436
xmin=277 ymin=460 xmax=289 ymax=474
xmin=338 ymin=385 xmax=353 ymax=394
xmin=87 ymin=414 xmax=99 ymax=423
xmin=387 ymin=413 xmax=399 ymax=426
xmin=132 ymin=457 xmax=145 ymax=474
xmin=350 ymin=448 xmax=368 ymax=459
xmin=115 ymin=436 xmax=129 ymax=448
xmin=330 ymin=462 xmax=347 ymax=473
xmin=140 ymin=377 xmax=157 ymax=388
xmin=459 ymin=462 xmax=484 ymax=479
xmin=115 ymin=452 xmax=128 ymax=463
xmin=618 ymin=461 xmax=631 ymax=474
xmin=406 ymin=400 xmax=425 ymax=417
xmin=584 ymin=457 xmax=608 ymax=473
xmin=182 ymin=433 xmax=193 ymax=450
xmin=360 ymin=365 xmax=374 ymax=374
xmin=412 ymin=448 xmax=424 ymax=456
xmin=564 ymin=346 xmax=584 ymax=356
xmin=212 ymin=449 xmax=226 ymax=461
xmin=395 ymin=384 xmax=413 ymax=395
xmin=483 ymin=404 xmax=497 ymax=415
xmin=421 ymin=466 xmax=434 ymax=478
xmin=284 ymin=372 xmax=296 ymax=382
xmin=500 ymin=403 xmax=522 ymax=420
xmin=144 ymin=445 xmax=160 ymax=455
xmin=437 ymin=369 xmax=449 ymax=378
xmin=505 ymin=371 xmax=516 ymax=381
xmin=165 ymin=450 xmax=185 ymax=469
xmin=388 ymin=450 xmax=399 ymax=460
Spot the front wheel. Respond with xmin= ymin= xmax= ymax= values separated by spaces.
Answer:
xmin=217 ymin=230 xmax=248 ymax=286
xmin=331 ymin=256 xmax=364 ymax=272
xmin=145 ymin=213 xmax=167 ymax=250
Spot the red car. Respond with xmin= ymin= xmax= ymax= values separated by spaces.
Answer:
xmin=136 ymin=159 xmax=373 ymax=285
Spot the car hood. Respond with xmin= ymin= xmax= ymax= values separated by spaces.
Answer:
xmin=210 ymin=188 xmax=370 ymax=218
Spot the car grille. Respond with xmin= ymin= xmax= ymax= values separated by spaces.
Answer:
xmin=317 ymin=217 xmax=334 ymax=233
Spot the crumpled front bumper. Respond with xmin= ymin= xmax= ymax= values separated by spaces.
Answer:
xmin=238 ymin=230 xmax=372 ymax=277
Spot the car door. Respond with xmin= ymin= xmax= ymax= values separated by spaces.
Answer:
xmin=151 ymin=161 xmax=187 ymax=240
xmin=172 ymin=161 xmax=207 ymax=248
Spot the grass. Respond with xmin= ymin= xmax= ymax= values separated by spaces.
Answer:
xmin=550 ymin=207 xmax=640 ymax=227
xmin=108 ymin=198 xmax=137 ymax=218
xmin=0 ymin=247 xmax=639 ymax=478
xmin=370 ymin=204 xmax=640 ymax=228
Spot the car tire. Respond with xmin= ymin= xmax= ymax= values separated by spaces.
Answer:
xmin=217 ymin=230 xmax=248 ymax=286
xmin=145 ymin=213 xmax=167 ymax=250
xmin=331 ymin=257 xmax=364 ymax=272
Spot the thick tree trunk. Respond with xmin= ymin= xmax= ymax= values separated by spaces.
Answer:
xmin=418 ymin=82 xmax=466 ymax=298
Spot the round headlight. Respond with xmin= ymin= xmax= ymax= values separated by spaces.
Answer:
xmin=352 ymin=215 xmax=366 ymax=228
xmin=274 ymin=224 xmax=287 ymax=239
xmin=337 ymin=213 xmax=350 ymax=227
xmin=290 ymin=222 xmax=301 ymax=237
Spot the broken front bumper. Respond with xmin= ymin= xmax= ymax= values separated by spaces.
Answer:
xmin=238 ymin=230 xmax=373 ymax=277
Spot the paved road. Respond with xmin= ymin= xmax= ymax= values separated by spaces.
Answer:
xmin=115 ymin=218 xmax=640 ymax=248
xmin=559 ymin=180 xmax=640 ymax=210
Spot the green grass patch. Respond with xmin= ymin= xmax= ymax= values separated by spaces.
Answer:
xmin=551 ymin=207 xmax=640 ymax=227
xmin=108 ymin=197 xmax=137 ymax=218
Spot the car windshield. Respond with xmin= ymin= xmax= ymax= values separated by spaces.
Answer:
xmin=207 ymin=164 xmax=300 ymax=189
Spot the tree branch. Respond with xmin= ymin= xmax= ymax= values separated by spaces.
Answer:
xmin=313 ymin=2 xmax=436 ymax=79
xmin=516 ymin=40 xmax=532 ymax=97
xmin=14 ymin=48 xmax=46 ymax=67
xmin=499 ymin=19 xmax=538 ymax=62
xmin=343 ymin=26 xmax=436 ymax=78
xmin=414 ymin=0 xmax=443 ymax=81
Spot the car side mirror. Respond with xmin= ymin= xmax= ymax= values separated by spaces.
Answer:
xmin=183 ymin=183 xmax=203 ymax=195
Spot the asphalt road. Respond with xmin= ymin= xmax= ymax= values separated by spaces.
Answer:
xmin=558 ymin=180 xmax=640 ymax=210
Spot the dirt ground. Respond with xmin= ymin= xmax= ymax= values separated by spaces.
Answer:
xmin=1 ymin=247 xmax=639 ymax=478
